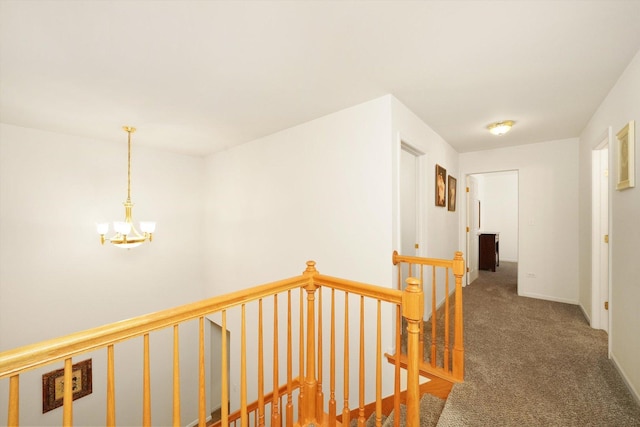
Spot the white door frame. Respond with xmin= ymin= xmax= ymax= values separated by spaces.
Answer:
xmin=591 ymin=128 xmax=612 ymax=339
xmin=465 ymin=175 xmax=480 ymax=285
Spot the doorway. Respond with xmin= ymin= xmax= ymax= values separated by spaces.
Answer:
xmin=466 ymin=175 xmax=480 ymax=284
xmin=209 ymin=320 xmax=230 ymax=417
xmin=591 ymin=131 xmax=610 ymax=334
xmin=465 ymin=171 xmax=519 ymax=287
xmin=399 ymin=142 xmax=424 ymax=288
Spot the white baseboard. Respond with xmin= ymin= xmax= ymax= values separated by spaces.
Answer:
xmin=186 ymin=415 xmax=212 ymax=427
xmin=424 ymin=287 xmax=456 ymax=320
xmin=578 ymin=303 xmax=591 ymax=325
xmin=611 ymin=352 xmax=640 ymax=405
xmin=517 ymin=291 xmax=578 ymax=305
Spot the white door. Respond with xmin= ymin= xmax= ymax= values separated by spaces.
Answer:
xmin=400 ymin=147 xmax=419 ymax=258
xmin=592 ymin=141 xmax=610 ymax=333
xmin=466 ymin=175 xmax=480 ymax=284
xmin=400 ymin=145 xmax=422 ymax=290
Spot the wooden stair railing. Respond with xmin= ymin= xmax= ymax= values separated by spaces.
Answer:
xmin=0 ymin=260 xmax=425 ymax=427
xmin=390 ymin=251 xmax=466 ymax=383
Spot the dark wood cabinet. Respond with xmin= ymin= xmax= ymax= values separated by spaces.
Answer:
xmin=479 ymin=233 xmax=499 ymax=272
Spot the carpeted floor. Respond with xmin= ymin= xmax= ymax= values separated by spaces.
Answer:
xmin=436 ymin=261 xmax=640 ymax=426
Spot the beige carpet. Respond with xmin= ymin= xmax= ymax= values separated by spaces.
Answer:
xmin=436 ymin=262 xmax=640 ymax=426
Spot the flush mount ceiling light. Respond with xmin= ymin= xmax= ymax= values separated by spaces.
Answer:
xmin=96 ymin=126 xmax=156 ymax=249
xmin=487 ymin=120 xmax=515 ymax=136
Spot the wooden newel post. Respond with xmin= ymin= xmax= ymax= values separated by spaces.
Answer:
xmin=452 ymin=251 xmax=465 ymax=381
xmin=402 ymin=276 xmax=423 ymax=427
xmin=302 ymin=261 xmax=320 ymax=425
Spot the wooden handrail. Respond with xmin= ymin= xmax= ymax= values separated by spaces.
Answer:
xmin=0 ymin=275 xmax=308 ymax=379
xmin=314 ymin=274 xmax=403 ymax=303
xmin=393 ymin=251 xmax=456 ymax=269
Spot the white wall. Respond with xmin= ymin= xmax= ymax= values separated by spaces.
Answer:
xmin=476 ymin=171 xmax=518 ymax=262
xmin=579 ymin=49 xmax=640 ymax=401
xmin=460 ymin=139 xmax=580 ymax=304
xmin=0 ymin=124 xmax=206 ymax=426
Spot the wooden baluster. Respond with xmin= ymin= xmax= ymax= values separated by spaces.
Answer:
xmin=286 ymin=291 xmax=293 ymax=427
xmin=316 ymin=287 xmax=324 ymax=423
xmin=452 ymin=251 xmax=465 ymax=381
xmin=419 ymin=265 xmax=425 ymax=363
xmin=199 ymin=317 xmax=206 ymax=426
xmin=8 ymin=375 xmax=19 ymax=427
xmin=403 ymin=277 xmax=424 ymax=427
xmin=272 ymin=295 xmax=281 ymax=427
xmin=63 ymin=357 xmax=73 ymax=426
xmin=375 ymin=300 xmax=382 ymax=427
xmin=393 ymin=246 xmax=407 ymax=422
xmin=328 ymin=288 xmax=336 ymax=427
xmin=221 ymin=310 xmax=229 ymax=426
xmin=394 ymin=306 xmax=401 ymax=427
xmin=358 ymin=296 xmax=365 ymax=427
xmin=107 ymin=345 xmax=115 ymax=427
xmin=258 ymin=299 xmax=265 ymax=427
xmin=241 ymin=305 xmax=248 ymax=426
xmin=298 ymin=287 xmax=304 ymax=421
xmin=173 ymin=325 xmax=181 ymax=426
xmin=444 ymin=268 xmax=450 ymax=373
xmin=431 ymin=266 xmax=437 ymax=367
xmin=143 ymin=335 xmax=151 ymax=427
xmin=342 ymin=292 xmax=350 ymax=426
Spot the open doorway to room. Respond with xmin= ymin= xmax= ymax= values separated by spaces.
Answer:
xmin=466 ymin=171 xmax=519 ymax=291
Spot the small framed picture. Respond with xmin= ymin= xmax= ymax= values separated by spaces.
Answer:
xmin=448 ymin=175 xmax=457 ymax=212
xmin=42 ymin=359 xmax=92 ymax=413
xmin=616 ymin=120 xmax=635 ymax=190
xmin=435 ymin=164 xmax=446 ymax=207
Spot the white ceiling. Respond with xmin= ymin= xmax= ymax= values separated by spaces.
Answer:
xmin=2 ymin=1 xmax=640 ymax=157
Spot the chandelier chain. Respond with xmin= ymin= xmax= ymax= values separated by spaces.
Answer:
xmin=124 ymin=126 xmax=136 ymax=203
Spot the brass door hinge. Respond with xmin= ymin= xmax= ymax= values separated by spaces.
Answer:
xmin=466 ymin=187 xmax=470 ymax=193
xmin=415 ymin=243 xmax=419 ymax=249
xmin=604 ymin=301 xmax=609 ymax=310
xmin=604 ymin=235 xmax=609 ymax=243
xmin=466 ymin=267 xmax=470 ymax=272
xmin=466 ymin=226 xmax=470 ymax=232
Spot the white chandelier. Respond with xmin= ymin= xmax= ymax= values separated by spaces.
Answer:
xmin=96 ymin=126 xmax=156 ymax=248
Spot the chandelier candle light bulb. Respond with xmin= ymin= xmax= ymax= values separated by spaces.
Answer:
xmin=97 ymin=126 xmax=156 ymax=248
